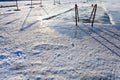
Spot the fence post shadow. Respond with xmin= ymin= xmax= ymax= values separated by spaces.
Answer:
xmin=0 ymin=13 xmax=14 ymax=20
xmin=78 ymin=25 xmax=120 ymax=57
xmin=20 ymin=8 xmax=32 ymax=31
xmin=74 ymin=25 xmax=78 ymax=38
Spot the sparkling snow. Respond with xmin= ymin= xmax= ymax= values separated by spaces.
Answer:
xmin=0 ymin=0 xmax=120 ymax=80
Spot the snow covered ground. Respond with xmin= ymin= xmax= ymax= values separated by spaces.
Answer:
xmin=0 ymin=0 xmax=120 ymax=80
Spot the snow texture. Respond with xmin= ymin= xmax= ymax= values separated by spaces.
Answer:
xmin=0 ymin=0 xmax=120 ymax=80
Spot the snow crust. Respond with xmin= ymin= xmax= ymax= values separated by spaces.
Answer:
xmin=0 ymin=0 xmax=120 ymax=80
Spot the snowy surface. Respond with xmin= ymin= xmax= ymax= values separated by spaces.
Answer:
xmin=0 ymin=0 xmax=120 ymax=80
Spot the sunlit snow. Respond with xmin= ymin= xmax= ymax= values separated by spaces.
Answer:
xmin=0 ymin=0 xmax=120 ymax=80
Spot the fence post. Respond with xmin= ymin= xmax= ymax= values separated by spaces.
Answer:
xmin=91 ymin=4 xmax=97 ymax=27
xmin=14 ymin=0 xmax=20 ymax=11
xmin=89 ymin=4 xmax=95 ymax=21
xmin=75 ymin=4 xmax=79 ymax=26
xmin=40 ymin=0 xmax=43 ymax=7
xmin=54 ymin=0 xmax=55 ymax=5
xmin=58 ymin=0 xmax=61 ymax=4
xmin=30 ymin=0 xmax=34 ymax=8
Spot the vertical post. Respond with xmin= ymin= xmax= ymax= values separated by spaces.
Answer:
xmin=91 ymin=4 xmax=97 ymax=27
xmin=16 ymin=0 xmax=18 ymax=10
xmin=40 ymin=0 xmax=42 ymax=7
xmin=58 ymin=0 xmax=61 ymax=4
xmin=14 ymin=0 xmax=20 ymax=11
xmin=86 ymin=0 xmax=88 ymax=2
xmin=30 ymin=0 xmax=34 ymax=8
xmin=54 ymin=0 xmax=55 ymax=5
xmin=91 ymin=4 xmax=93 ymax=7
xmin=75 ymin=4 xmax=79 ymax=26
xmin=75 ymin=4 xmax=77 ymax=26
xmin=31 ymin=0 xmax=32 ymax=7
xmin=89 ymin=4 xmax=95 ymax=21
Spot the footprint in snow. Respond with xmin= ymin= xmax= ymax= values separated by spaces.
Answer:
xmin=0 ymin=55 xmax=8 ymax=60
xmin=11 ymin=50 xmax=25 ymax=56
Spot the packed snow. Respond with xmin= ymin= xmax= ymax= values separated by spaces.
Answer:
xmin=0 ymin=0 xmax=120 ymax=80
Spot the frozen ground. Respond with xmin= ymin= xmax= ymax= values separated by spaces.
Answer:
xmin=0 ymin=0 xmax=120 ymax=80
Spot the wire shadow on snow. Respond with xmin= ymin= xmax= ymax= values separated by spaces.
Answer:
xmin=20 ymin=8 xmax=32 ymax=31
xmin=93 ymin=27 xmax=120 ymax=41
xmin=102 ymin=27 xmax=120 ymax=38
xmin=20 ymin=20 xmax=39 ymax=31
xmin=43 ymin=8 xmax=74 ymax=20
xmin=5 ymin=18 xmax=19 ymax=25
xmin=81 ymin=74 xmax=116 ymax=80
xmin=0 ymin=12 xmax=14 ymax=20
xmin=89 ymin=27 xmax=120 ymax=50
xmin=78 ymin=26 xmax=120 ymax=57
xmin=41 ymin=7 xmax=49 ymax=15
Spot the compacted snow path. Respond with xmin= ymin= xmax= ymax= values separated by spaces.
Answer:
xmin=0 ymin=0 xmax=120 ymax=80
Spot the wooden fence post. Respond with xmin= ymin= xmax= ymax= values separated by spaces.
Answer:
xmin=14 ymin=0 xmax=20 ymax=11
xmin=89 ymin=4 xmax=95 ymax=21
xmin=58 ymin=0 xmax=61 ymax=4
xmin=40 ymin=0 xmax=43 ymax=7
xmin=30 ymin=0 xmax=34 ymax=8
xmin=75 ymin=4 xmax=79 ymax=26
xmin=91 ymin=4 xmax=97 ymax=27
xmin=54 ymin=0 xmax=55 ymax=5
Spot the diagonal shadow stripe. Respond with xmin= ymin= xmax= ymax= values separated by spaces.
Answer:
xmin=78 ymin=25 xmax=120 ymax=57
xmin=20 ymin=8 xmax=32 ymax=31
xmin=20 ymin=20 xmax=39 ymax=31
